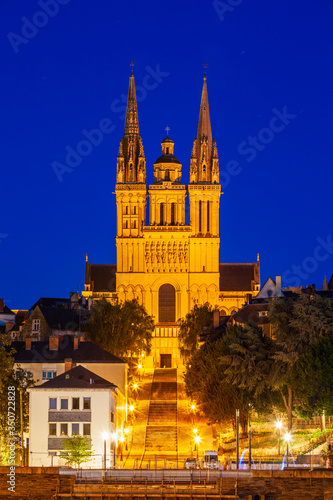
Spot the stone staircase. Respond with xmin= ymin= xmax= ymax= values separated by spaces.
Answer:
xmin=144 ymin=369 xmax=178 ymax=455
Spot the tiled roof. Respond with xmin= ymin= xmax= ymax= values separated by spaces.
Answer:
xmin=10 ymin=336 xmax=125 ymax=364
xmin=33 ymin=365 xmax=116 ymax=389
xmin=232 ymin=303 xmax=270 ymax=325
xmin=219 ymin=263 xmax=258 ymax=291
xmin=38 ymin=306 xmax=90 ymax=332
xmin=87 ymin=264 xmax=116 ymax=293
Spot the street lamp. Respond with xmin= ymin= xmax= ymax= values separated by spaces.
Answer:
xmin=101 ymin=432 xmax=109 ymax=469
xmin=275 ymin=421 xmax=282 ymax=455
xmin=111 ymin=432 xmax=118 ymax=468
xmin=194 ymin=435 xmax=201 ymax=459
xmin=284 ymin=433 xmax=291 ymax=468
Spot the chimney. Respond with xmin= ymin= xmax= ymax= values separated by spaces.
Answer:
xmin=0 ymin=299 xmax=4 ymax=312
xmin=74 ymin=337 xmax=79 ymax=350
xmin=25 ymin=338 xmax=32 ymax=350
xmin=49 ymin=337 xmax=59 ymax=351
xmin=213 ymin=310 xmax=220 ymax=328
xmin=275 ymin=276 xmax=282 ymax=297
xmin=64 ymin=358 xmax=72 ymax=372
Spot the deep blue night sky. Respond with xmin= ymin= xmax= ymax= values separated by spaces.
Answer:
xmin=1 ymin=0 xmax=333 ymax=309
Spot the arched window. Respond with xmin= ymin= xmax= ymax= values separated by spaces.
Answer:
xmin=171 ymin=203 xmax=175 ymax=225
xmin=199 ymin=200 xmax=202 ymax=233
xmin=159 ymin=284 xmax=176 ymax=323
xmin=160 ymin=203 xmax=164 ymax=225
xmin=207 ymin=201 xmax=210 ymax=232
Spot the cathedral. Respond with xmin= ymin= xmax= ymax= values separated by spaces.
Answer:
xmin=83 ymin=71 xmax=260 ymax=368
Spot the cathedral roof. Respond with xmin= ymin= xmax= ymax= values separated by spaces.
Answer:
xmin=219 ymin=263 xmax=259 ymax=292
xmin=85 ymin=264 xmax=116 ymax=293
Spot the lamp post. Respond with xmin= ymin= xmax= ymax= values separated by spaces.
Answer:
xmin=284 ymin=433 xmax=291 ymax=468
xmin=236 ymin=409 xmax=240 ymax=471
xmin=275 ymin=421 xmax=282 ymax=456
xmin=248 ymin=404 xmax=252 ymax=470
xmin=102 ymin=432 xmax=108 ymax=469
xmin=194 ymin=435 xmax=201 ymax=459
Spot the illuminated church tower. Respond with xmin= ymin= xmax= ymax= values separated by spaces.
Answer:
xmin=84 ymin=70 xmax=260 ymax=368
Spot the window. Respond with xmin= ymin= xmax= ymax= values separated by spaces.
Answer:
xmin=166 ymin=147 xmax=169 ymax=154
xmin=72 ymin=397 xmax=80 ymax=410
xmin=60 ymin=424 xmax=68 ymax=436
xmin=171 ymin=203 xmax=175 ymax=225
xmin=49 ymin=398 xmax=57 ymax=410
xmin=160 ymin=203 xmax=164 ymax=225
xmin=133 ymin=206 xmax=136 ymax=215
xmin=43 ymin=371 xmax=56 ymax=380
xmin=60 ymin=399 xmax=68 ymax=410
xmin=158 ymin=284 xmax=176 ymax=323
xmin=111 ymin=411 xmax=115 ymax=423
xmin=125 ymin=206 xmax=128 ymax=215
xmin=32 ymin=319 xmax=40 ymax=331
xmin=207 ymin=201 xmax=210 ymax=232
xmin=83 ymin=424 xmax=91 ymax=436
xmin=49 ymin=424 xmax=56 ymax=436
xmin=83 ymin=397 xmax=91 ymax=410
xmin=165 ymin=169 xmax=170 ymax=180
xmin=72 ymin=423 xmax=79 ymax=435
xmin=133 ymin=220 xmax=137 ymax=229
xmin=199 ymin=200 xmax=202 ymax=232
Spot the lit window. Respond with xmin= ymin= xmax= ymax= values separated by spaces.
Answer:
xmin=60 ymin=399 xmax=68 ymax=410
xmin=32 ymin=319 xmax=40 ymax=331
xmin=72 ymin=423 xmax=79 ymax=435
xmin=60 ymin=424 xmax=68 ymax=436
xmin=43 ymin=371 xmax=57 ymax=380
xmin=49 ymin=398 xmax=57 ymax=410
xmin=49 ymin=424 xmax=56 ymax=436
xmin=83 ymin=397 xmax=91 ymax=410
xmin=72 ymin=397 xmax=80 ymax=410
xmin=159 ymin=284 xmax=176 ymax=323
xmin=83 ymin=424 xmax=91 ymax=436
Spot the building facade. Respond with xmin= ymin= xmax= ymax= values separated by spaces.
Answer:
xmin=83 ymin=72 xmax=260 ymax=368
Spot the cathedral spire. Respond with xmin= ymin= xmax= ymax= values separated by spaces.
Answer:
xmin=197 ymin=74 xmax=212 ymax=144
xmin=124 ymin=73 xmax=139 ymax=136
xmin=116 ymin=70 xmax=146 ymax=184
xmin=190 ymin=74 xmax=219 ymax=184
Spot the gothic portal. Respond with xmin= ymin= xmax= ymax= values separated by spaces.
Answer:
xmin=83 ymin=71 xmax=260 ymax=367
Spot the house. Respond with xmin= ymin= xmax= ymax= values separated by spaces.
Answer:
xmin=10 ymin=335 xmax=128 ymax=401
xmin=28 ymin=365 xmax=122 ymax=467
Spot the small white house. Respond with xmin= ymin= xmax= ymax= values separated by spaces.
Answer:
xmin=28 ymin=365 xmax=122 ymax=468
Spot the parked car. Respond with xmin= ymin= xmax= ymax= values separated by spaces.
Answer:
xmin=184 ymin=457 xmax=197 ymax=469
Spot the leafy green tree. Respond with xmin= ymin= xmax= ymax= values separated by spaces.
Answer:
xmin=290 ymin=337 xmax=333 ymax=419
xmin=184 ymin=337 xmax=253 ymax=434
xmin=269 ymin=294 xmax=333 ymax=430
xmin=88 ymin=298 xmax=154 ymax=360
xmin=61 ymin=435 xmax=94 ymax=468
xmin=178 ymin=303 xmax=215 ymax=360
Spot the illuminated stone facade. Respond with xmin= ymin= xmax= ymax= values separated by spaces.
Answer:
xmin=84 ymin=72 xmax=260 ymax=367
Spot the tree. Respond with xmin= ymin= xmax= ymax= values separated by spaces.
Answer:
xmin=61 ymin=435 xmax=94 ymax=468
xmin=290 ymin=337 xmax=333 ymax=420
xmin=184 ymin=337 xmax=253 ymax=434
xmin=178 ymin=303 xmax=215 ymax=360
xmin=269 ymin=294 xmax=333 ymax=431
xmin=88 ymin=298 xmax=154 ymax=360
xmin=0 ymin=335 xmax=35 ymax=464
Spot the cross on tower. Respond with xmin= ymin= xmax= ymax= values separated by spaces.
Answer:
xmin=203 ymin=63 xmax=208 ymax=75
xmin=130 ymin=60 xmax=135 ymax=74
xmin=165 ymin=126 xmax=170 ymax=137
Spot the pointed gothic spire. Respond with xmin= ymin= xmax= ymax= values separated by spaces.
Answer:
xmin=190 ymin=74 xmax=219 ymax=184
xmin=322 ymin=274 xmax=328 ymax=291
xmin=197 ymin=75 xmax=212 ymax=143
xmin=124 ymin=74 xmax=139 ymax=135
xmin=117 ymin=70 xmax=146 ymax=184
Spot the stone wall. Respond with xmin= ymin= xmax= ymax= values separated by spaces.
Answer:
xmin=0 ymin=467 xmax=73 ymax=500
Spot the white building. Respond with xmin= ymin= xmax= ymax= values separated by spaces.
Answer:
xmin=28 ymin=365 xmax=124 ymax=468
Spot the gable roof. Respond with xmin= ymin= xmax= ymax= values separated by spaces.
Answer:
xmin=85 ymin=264 xmax=116 ymax=293
xmin=219 ymin=263 xmax=259 ymax=291
xmin=32 ymin=365 xmax=116 ymax=389
xmin=10 ymin=336 xmax=125 ymax=364
xmin=37 ymin=306 xmax=90 ymax=332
